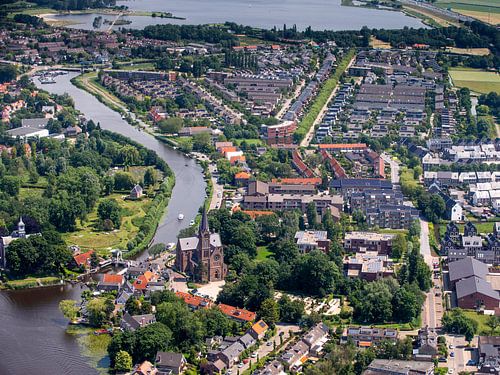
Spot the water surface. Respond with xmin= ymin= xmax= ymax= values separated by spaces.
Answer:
xmin=52 ymin=0 xmax=426 ymax=31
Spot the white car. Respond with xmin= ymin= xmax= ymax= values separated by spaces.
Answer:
xmin=448 ymin=369 xmax=454 ymax=374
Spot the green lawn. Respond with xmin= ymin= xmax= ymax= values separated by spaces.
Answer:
xmin=233 ymin=139 xmax=264 ymax=147
xmin=435 ymin=0 xmax=500 ymax=12
xmin=463 ymin=310 xmax=495 ymax=335
xmin=62 ymin=192 xmax=153 ymax=256
xmin=256 ymin=246 xmax=272 ymax=261
xmin=449 ymin=68 xmax=500 ymax=94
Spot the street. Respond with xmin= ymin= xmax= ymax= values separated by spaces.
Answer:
xmin=441 ymin=335 xmax=478 ymax=373
xmin=420 ymin=218 xmax=443 ymax=330
xmin=228 ymin=324 xmax=301 ymax=374
xmin=209 ymin=163 xmax=224 ymax=210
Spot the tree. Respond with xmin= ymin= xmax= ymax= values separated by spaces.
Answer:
xmin=192 ymin=132 xmax=211 ymax=153
xmin=59 ymin=299 xmax=79 ymax=322
xmin=442 ymin=309 xmax=478 ymax=342
xmin=143 ymin=167 xmax=158 ymax=187
xmin=158 ymin=117 xmax=183 ymax=134
xmin=87 ymin=297 xmax=114 ymax=327
xmin=134 ymin=323 xmax=172 ymax=362
xmin=258 ymin=298 xmax=280 ymax=328
xmin=0 ymin=64 xmax=17 ymax=83
xmin=148 ymin=243 xmax=165 ymax=258
xmin=114 ymin=350 xmax=133 ymax=372
xmin=306 ymin=202 xmax=318 ymax=228
xmin=278 ymin=295 xmax=305 ymax=323
xmin=114 ymin=172 xmax=136 ymax=190
xmin=486 ymin=315 xmax=500 ymax=334
xmin=392 ymin=234 xmax=407 ymax=260
xmin=97 ymin=199 xmax=122 ymax=229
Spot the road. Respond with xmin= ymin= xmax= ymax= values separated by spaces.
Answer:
xmin=420 ymin=218 xmax=444 ymax=330
xmin=229 ymin=324 xmax=300 ymax=374
xmin=209 ymin=163 xmax=224 ymax=210
xmin=381 ymin=153 xmax=400 ymax=184
xmin=300 ymin=54 xmax=357 ymax=147
xmin=443 ymin=335 xmax=478 ymax=374
xmin=276 ymin=79 xmax=306 ymax=119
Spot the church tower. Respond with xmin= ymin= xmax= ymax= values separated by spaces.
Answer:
xmin=17 ymin=217 xmax=26 ymax=238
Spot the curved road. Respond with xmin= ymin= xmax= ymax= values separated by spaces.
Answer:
xmin=35 ymin=73 xmax=206 ymax=260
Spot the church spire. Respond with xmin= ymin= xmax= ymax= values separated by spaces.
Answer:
xmin=199 ymin=208 xmax=209 ymax=234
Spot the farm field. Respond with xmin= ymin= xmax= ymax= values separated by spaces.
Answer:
xmin=435 ymin=0 xmax=500 ymax=24
xmin=449 ymin=68 xmax=500 ymax=95
xmin=445 ymin=47 xmax=491 ymax=56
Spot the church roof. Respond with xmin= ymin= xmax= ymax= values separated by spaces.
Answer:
xmin=200 ymin=209 xmax=209 ymax=233
xmin=178 ymin=233 xmax=222 ymax=251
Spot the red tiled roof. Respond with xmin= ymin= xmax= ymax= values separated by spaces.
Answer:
xmin=235 ymin=172 xmax=251 ymax=180
xmin=73 ymin=250 xmax=94 ymax=267
xmin=292 ymin=151 xmax=315 ymax=178
xmin=242 ymin=210 xmax=275 ymax=219
xmin=102 ymin=274 xmax=124 ymax=285
xmin=318 ymin=143 xmax=367 ymax=150
xmin=133 ymin=271 xmax=155 ymax=290
xmin=218 ymin=303 xmax=256 ymax=322
xmin=176 ymin=291 xmax=213 ymax=309
xmin=271 ymin=178 xmax=322 ymax=185
xmin=230 ymin=155 xmax=246 ymax=165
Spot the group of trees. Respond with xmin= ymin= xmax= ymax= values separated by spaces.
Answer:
xmin=135 ymin=24 xmax=238 ymax=47
xmin=6 ymin=230 xmax=72 ymax=278
xmin=442 ymin=308 xmax=478 ymax=342
xmin=0 ymin=64 xmax=17 ymax=84
xmin=108 ymin=290 xmax=240 ymax=367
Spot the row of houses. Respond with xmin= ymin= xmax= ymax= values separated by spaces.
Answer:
xmin=203 ymin=320 xmax=269 ymax=374
xmin=442 ymin=221 xmax=500 ymax=265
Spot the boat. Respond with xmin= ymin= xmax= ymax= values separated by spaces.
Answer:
xmin=189 ymin=220 xmax=195 ymax=226
xmin=178 ymin=213 xmax=184 ymax=220
xmin=39 ymin=76 xmax=56 ymax=84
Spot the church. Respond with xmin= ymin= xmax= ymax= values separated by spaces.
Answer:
xmin=0 ymin=217 xmax=30 ymax=269
xmin=175 ymin=210 xmax=227 ymax=283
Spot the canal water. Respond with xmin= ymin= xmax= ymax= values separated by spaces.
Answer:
xmin=49 ymin=0 xmax=426 ymax=31
xmin=0 ymin=73 xmax=206 ymax=374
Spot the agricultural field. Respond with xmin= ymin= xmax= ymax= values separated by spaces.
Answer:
xmin=449 ymin=68 xmax=500 ymax=95
xmin=445 ymin=47 xmax=491 ymax=56
xmin=370 ymin=36 xmax=392 ymax=49
xmin=435 ymin=0 xmax=500 ymax=25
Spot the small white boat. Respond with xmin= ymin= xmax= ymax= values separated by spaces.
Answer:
xmin=189 ymin=220 xmax=195 ymax=226
xmin=178 ymin=213 xmax=184 ymax=220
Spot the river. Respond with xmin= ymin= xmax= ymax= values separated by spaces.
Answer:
xmin=0 ymin=73 xmax=206 ymax=375
xmin=49 ymin=0 xmax=426 ymax=31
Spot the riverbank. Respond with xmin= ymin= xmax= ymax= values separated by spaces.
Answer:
xmin=1 ymin=276 xmax=63 ymax=290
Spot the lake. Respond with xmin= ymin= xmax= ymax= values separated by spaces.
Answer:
xmin=50 ymin=0 xmax=426 ymax=31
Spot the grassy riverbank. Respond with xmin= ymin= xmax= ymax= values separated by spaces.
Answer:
xmin=2 ymin=276 xmax=62 ymax=290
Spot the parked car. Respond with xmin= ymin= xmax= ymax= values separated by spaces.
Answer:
xmin=438 ymin=357 xmax=447 ymax=363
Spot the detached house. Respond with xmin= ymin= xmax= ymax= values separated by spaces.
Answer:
xmin=155 ymin=351 xmax=187 ymax=375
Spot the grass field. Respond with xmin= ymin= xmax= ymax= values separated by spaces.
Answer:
xmin=435 ymin=0 xmax=500 ymax=24
xmin=445 ymin=47 xmax=491 ymax=56
xmin=256 ymin=246 xmax=272 ymax=261
xmin=462 ymin=310 xmax=496 ymax=335
xmin=449 ymin=68 xmax=500 ymax=95
xmin=62 ymin=192 xmax=152 ymax=256
xmin=370 ymin=36 xmax=392 ymax=49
